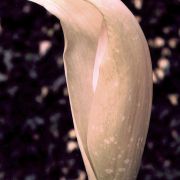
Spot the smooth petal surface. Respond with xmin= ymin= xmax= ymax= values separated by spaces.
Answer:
xmin=28 ymin=0 xmax=153 ymax=180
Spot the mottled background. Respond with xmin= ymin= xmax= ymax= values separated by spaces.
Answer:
xmin=0 ymin=0 xmax=179 ymax=179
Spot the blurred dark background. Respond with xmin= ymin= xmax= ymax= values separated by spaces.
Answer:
xmin=0 ymin=0 xmax=179 ymax=179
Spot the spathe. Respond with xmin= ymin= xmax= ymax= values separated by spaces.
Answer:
xmin=27 ymin=0 xmax=153 ymax=179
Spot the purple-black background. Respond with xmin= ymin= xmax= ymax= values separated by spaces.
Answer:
xmin=0 ymin=0 xmax=180 ymax=179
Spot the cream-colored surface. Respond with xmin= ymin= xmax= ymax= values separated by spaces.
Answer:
xmin=28 ymin=0 xmax=153 ymax=179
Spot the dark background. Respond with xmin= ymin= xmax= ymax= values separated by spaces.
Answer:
xmin=0 ymin=0 xmax=180 ymax=179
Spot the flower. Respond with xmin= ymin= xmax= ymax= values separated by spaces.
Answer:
xmin=28 ymin=0 xmax=152 ymax=179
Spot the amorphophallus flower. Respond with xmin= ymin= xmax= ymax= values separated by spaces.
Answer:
xmin=28 ymin=0 xmax=153 ymax=179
